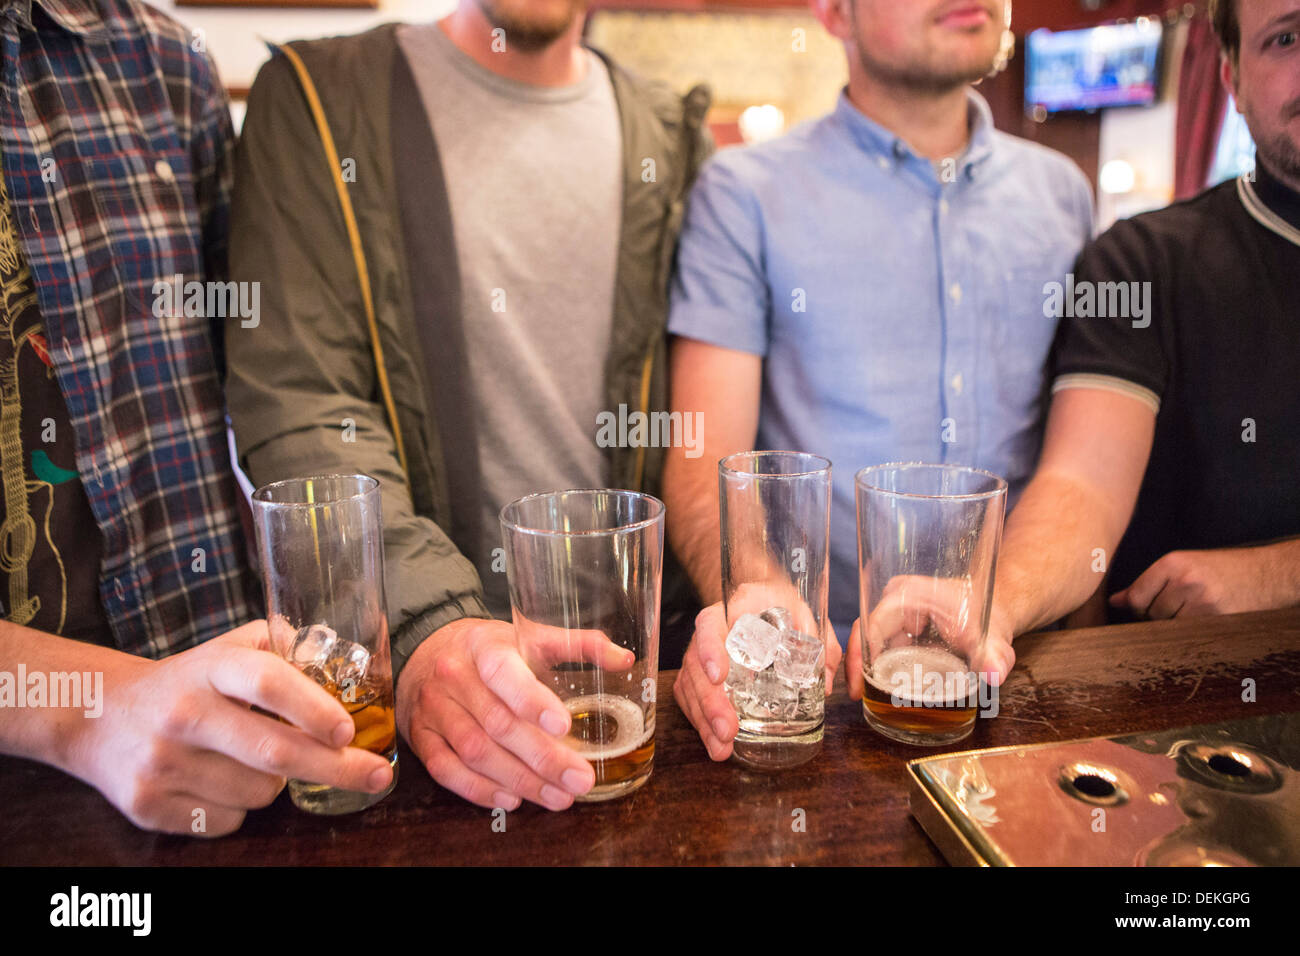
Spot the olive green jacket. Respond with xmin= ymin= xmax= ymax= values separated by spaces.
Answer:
xmin=226 ymin=24 xmax=712 ymax=678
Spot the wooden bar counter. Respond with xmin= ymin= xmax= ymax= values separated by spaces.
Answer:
xmin=3 ymin=609 xmax=1298 ymax=865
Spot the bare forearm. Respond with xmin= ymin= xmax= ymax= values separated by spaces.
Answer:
xmin=996 ymin=471 xmax=1129 ymax=635
xmin=661 ymin=338 xmax=762 ymax=606
xmin=0 ymin=622 xmax=127 ymax=771
xmin=664 ymin=450 xmax=723 ymax=606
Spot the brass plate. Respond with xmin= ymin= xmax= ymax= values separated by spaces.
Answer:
xmin=907 ymin=713 xmax=1300 ymax=866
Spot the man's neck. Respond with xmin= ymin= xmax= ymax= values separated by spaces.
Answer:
xmin=1265 ymin=158 xmax=1300 ymax=197
xmin=845 ymin=73 xmax=973 ymax=161
xmin=438 ymin=7 xmax=588 ymax=87
xmin=1252 ymin=156 xmax=1300 ymax=232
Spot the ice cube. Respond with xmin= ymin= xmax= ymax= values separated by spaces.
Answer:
xmin=752 ymin=665 xmax=796 ymax=720
xmin=289 ymin=623 xmax=371 ymax=691
xmin=774 ymin=628 xmax=825 ymax=687
xmin=725 ymin=613 xmax=781 ymax=671
xmin=289 ymin=623 xmax=338 ymax=668
xmin=759 ymin=606 xmax=792 ymax=633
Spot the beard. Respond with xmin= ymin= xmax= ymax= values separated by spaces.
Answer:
xmin=1256 ymin=132 xmax=1300 ymax=189
xmin=851 ymin=21 xmax=1002 ymax=93
xmin=855 ymin=49 xmax=999 ymax=93
xmin=1246 ymin=96 xmax=1300 ymax=191
xmin=474 ymin=0 xmax=587 ymax=52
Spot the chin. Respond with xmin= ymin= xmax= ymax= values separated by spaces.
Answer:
xmin=478 ymin=0 xmax=585 ymax=41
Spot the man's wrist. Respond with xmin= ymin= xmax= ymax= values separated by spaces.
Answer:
xmin=1246 ymin=540 xmax=1300 ymax=609
xmin=390 ymin=595 xmax=492 ymax=689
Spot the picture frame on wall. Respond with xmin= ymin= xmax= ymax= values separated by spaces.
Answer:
xmin=176 ymin=0 xmax=377 ymax=9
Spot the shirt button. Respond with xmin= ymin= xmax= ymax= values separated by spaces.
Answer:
xmin=939 ymin=198 xmax=950 ymax=215
xmin=877 ymin=156 xmax=890 ymax=170
xmin=155 ymin=159 xmax=175 ymax=182
xmin=949 ymin=283 xmax=963 ymax=304
xmin=951 ymin=373 xmax=964 ymax=395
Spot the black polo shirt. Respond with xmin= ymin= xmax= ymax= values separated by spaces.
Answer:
xmin=1050 ymin=161 xmax=1300 ymax=593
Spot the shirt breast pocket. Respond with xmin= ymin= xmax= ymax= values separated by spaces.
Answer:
xmin=90 ymin=156 xmax=204 ymax=317
xmin=992 ymin=265 xmax=1060 ymax=409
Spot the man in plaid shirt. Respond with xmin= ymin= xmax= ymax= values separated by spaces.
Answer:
xmin=0 ymin=0 xmax=391 ymax=834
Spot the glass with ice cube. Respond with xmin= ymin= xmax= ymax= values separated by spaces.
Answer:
xmin=719 ymin=452 xmax=832 ymax=769
xmin=251 ymin=475 xmax=397 ymax=814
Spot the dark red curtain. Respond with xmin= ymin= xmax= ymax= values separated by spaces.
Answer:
xmin=1175 ymin=12 xmax=1229 ymax=199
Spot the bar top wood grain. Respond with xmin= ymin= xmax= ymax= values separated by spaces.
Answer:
xmin=3 ymin=609 xmax=1298 ymax=865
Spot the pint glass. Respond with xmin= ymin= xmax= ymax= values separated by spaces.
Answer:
xmin=856 ymin=463 xmax=1006 ymax=746
xmin=500 ymin=490 xmax=664 ymax=801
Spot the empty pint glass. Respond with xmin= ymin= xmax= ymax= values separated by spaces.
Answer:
xmin=856 ymin=463 xmax=1007 ymax=746
xmin=251 ymin=474 xmax=398 ymax=814
xmin=500 ymin=490 xmax=664 ymax=802
xmin=720 ymin=452 xmax=832 ymax=770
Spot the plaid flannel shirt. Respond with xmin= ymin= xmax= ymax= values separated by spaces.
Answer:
xmin=0 ymin=0 xmax=258 ymax=656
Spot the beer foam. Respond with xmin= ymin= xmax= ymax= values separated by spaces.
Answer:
xmin=563 ymin=694 xmax=653 ymax=761
xmin=865 ymin=646 xmax=975 ymax=706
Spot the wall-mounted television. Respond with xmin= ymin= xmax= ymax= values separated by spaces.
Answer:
xmin=1025 ymin=20 xmax=1164 ymax=114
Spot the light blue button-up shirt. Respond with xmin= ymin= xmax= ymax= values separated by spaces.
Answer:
xmin=668 ymin=90 xmax=1094 ymax=639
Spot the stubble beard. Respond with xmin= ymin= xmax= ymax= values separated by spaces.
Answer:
xmin=473 ymin=0 xmax=585 ymax=52
xmin=853 ymin=37 xmax=999 ymax=95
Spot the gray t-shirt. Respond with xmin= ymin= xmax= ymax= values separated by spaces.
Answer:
xmin=397 ymin=23 xmax=621 ymax=617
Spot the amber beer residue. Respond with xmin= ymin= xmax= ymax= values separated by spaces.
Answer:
xmin=862 ymin=646 xmax=978 ymax=737
xmin=563 ymin=694 xmax=654 ymax=788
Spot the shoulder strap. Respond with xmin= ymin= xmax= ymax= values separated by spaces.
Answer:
xmin=270 ymin=41 xmax=411 ymax=483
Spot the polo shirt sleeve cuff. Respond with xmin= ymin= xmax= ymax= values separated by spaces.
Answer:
xmin=667 ymin=306 xmax=768 ymax=357
xmin=1051 ymin=372 xmax=1161 ymax=415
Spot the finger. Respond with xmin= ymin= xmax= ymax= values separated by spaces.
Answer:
xmin=450 ymin=663 xmax=596 ymax=795
xmin=681 ymin=653 xmax=738 ymax=746
xmin=206 ymin=646 xmax=355 ymax=748
xmin=971 ymin=637 xmax=1016 ymax=687
xmin=124 ymin=792 xmax=248 ymax=838
xmin=183 ymin=701 xmax=393 ymax=794
xmin=161 ymin=747 xmax=286 ymax=811
xmin=523 ymin=622 xmax=636 ymax=671
xmin=469 ymin=636 xmax=571 ymax=736
xmin=693 ymin=604 xmax=731 ymax=684
xmin=410 ymin=722 xmax=522 ymax=811
xmin=564 ymin=629 xmax=637 ymax=671
xmin=875 ymin=577 xmax=975 ymax=638
xmin=429 ymin=695 xmax=580 ymax=811
xmin=847 ymin=619 xmax=864 ymax=700
xmin=786 ymin=601 xmax=819 ymax=637
xmin=673 ymin=670 xmax=732 ymax=761
xmin=1117 ymin=560 xmax=1172 ymax=618
xmin=823 ymin=633 xmax=842 ymax=695
xmin=1146 ymin=582 xmax=1187 ymax=620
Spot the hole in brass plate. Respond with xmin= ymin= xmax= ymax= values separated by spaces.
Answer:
xmin=1206 ymin=753 xmax=1251 ymax=777
xmin=1073 ymin=774 xmax=1116 ymax=798
xmin=1059 ymin=763 xmax=1129 ymax=806
xmin=1177 ymin=742 xmax=1282 ymax=795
